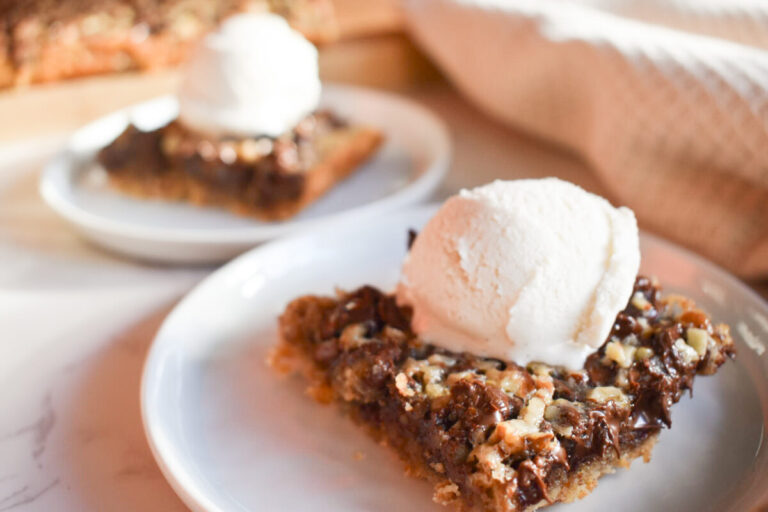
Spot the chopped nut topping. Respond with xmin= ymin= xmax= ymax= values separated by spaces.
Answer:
xmin=685 ymin=328 xmax=710 ymax=357
xmin=403 ymin=358 xmax=448 ymax=398
xmin=605 ymin=340 xmax=636 ymax=368
xmin=615 ymin=368 xmax=629 ymax=387
xmin=673 ymin=339 xmax=699 ymax=364
xmin=631 ymin=291 xmax=653 ymax=312
xmin=427 ymin=353 xmax=457 ymax=367
xmin=635 ymin=347 xmax=654 ymax=360
xmin=528 ymin=362 xmax=554 ymax=378
xmin=430 ymin=462 xmax=446 ymax=474
xmin=425 ymin=382 xmax=449 ymax=398
xmin=382 ymin=326 xmax=407 ymax=343
xmin=495 ymin=420 xmax=539 ymax=453
xmin=587 ymin=386 xmax=629 ymax=407
xmin=446 ymin=370 xmax=480 ymax=386
xmin=475 ymin=359 xmax=502 ymax=372
xmin=472 ymin=444 xmax=514 ymax=482
xmin=339 ymin=323 xmax=369 ymax=349
xmin=522 ymin=397 xmax=546 ymax=426
xmin=433 ymin=481 xmax=461 ymax=505
xmin=485 ymin=368 xmax=529 ymax=397
xmin=395 ymin=373 xmax=415 ymax=397
xmin=544 ymin=399 xmax=577 ymax=421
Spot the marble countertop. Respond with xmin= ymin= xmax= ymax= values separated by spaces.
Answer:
xmin=1 ymin=84 xmax=765 ymax=511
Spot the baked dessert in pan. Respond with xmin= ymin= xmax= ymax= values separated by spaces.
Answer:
xmin=0 ymin=0 xmax=336 ymax=88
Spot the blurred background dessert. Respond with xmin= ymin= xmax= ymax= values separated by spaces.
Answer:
xmin=96 ymin=12 xmax=384 ymax=220
xmin=0 ymin=0 xmax=439 ymax=141
xmin=0 ymin=0 xmax=337 ymax=88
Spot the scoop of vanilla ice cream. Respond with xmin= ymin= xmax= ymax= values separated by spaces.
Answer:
xmin=397 ymin=178 xmax=640 ymax=369
xmin=177 ymin=13 xmax=321 ymax=138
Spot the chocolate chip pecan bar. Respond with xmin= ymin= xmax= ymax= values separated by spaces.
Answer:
xmin=97 ymin=110 xmax=382 ymax=220
xmin=272 ymin=277 xmax=734 ymax=512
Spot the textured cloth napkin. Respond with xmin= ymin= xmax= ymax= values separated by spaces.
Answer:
xmin=403 ymin=0 xmax=768 ymax=278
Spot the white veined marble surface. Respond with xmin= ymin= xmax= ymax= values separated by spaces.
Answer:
xmin=0 ymin=85 xmax=763 ymax=511
xmin=0 ymin=134 xmax=204 ymax=511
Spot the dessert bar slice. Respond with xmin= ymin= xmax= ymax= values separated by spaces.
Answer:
xmin=273 ymin=277 xmax=734 ymax=512
xmin=98 ymin=111 xmax=382 ymax=220
xmin=0 ymin=0 xmax=336 ymax=88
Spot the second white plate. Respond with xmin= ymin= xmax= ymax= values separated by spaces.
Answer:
xmin=40 ymin=84 xmax=450 ymax=263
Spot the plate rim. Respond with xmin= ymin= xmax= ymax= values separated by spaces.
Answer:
xmin=140 ymin=204 xmax=768 ymax=512
xmin=38 ymin=84 xmax=451 ymax=245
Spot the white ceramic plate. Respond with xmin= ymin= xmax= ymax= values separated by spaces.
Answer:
xmin=40 ymin=85 xmax=450 ymax=264
xmin=142 ymin=205 xmax=768 ymax=512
